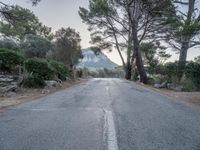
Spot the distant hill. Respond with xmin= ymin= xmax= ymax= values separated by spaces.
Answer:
xmin=77 ymin=48 xmax=118 ymax=71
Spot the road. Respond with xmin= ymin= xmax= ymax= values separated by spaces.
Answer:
xmin=1 ymin=78 xmax=200 ymax=150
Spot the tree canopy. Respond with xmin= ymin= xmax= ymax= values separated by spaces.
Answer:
xmin=51 ymin=27 xmax=82 ymax=67
xmin=0 ymin=5 xmax=52 ymax=40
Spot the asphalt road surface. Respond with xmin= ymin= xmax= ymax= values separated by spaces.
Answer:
xmin=1 ymin=78 xmax=200 ymax=150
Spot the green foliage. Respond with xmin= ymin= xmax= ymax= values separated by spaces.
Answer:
xmin=162 ymin=62 xmax=179 ymax=82
xmin=89 ymin=0 xmax=113 ymax=16
xmin=178 ymin=22 xmax=200 ymax=36
xmin=0 ymin=38 xmax=19 ymax=51
xmin=185 ymin=62 xmax=200 ymax=89
xmin=153 ymin=62 xmax=181 ymax=83
xmin=0 ymin=48 xmax=25 ymax=72
xmin=24 ymin=75 xmax=46 ymax=88
xmin=25 ymin=58 xmax=54 ymax=80
xmin=0 ymin=5 xmax=52 ymax=40
xmin=140 ymin=42 xmax=170 ymax=74
xmin=152 ymin=61 xmax=200 ymax=91
xmin=53 ymin=27 xmax=82 ymax=66
xmin=181 ymin=78 xmax=198 ymax=92
xmin=21 ymin=34 xmax=52 ymax=58
xmin=151 ymin=74 xmax=167 ymax=84
xmin=78 ymin=0 xmax=118 ymax=51
xmin=24 ymin=58 xmax=70 ymax=82
xmin=49 ymin=60 xmax=70 ymax=80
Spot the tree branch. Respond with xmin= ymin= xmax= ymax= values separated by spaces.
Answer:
xmin=173 ymin=0 xmax=189 ymax=5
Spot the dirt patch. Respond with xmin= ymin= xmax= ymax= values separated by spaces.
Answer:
xmin=0 ymin=79 xmax=86 ymax=110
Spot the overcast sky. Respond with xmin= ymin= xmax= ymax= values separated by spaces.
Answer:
xmin=2 ymin=0 xmax=200 ymax=64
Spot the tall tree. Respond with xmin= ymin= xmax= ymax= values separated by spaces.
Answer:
xmin=79 ymin=0 xmax=127 ymax=69
xmin=52 ymin=27 xmax=82 ymax=67
xmin=165 ymin=0 xmax=200 ymax=79
xmin=115 ymin=0 xmax=172 ymax=83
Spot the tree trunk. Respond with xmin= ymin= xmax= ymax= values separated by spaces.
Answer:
xmin=132 ymin=22 xmax=148 ymax=84
xmin=179 ymin=42 xmax=189 ymax=62
xmin=178 ymin=41 xmax=189 ymax=80
xmin=125 ymin=39 xmax=132 ymax=80
xmin=106 ymin=17 xmax=126 ymax=68
xmin=125 ymin=61 xmax=132 ymax=80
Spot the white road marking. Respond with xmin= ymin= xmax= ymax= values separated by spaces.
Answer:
xmin=104 ymin=110 xmax=119 ymax=150
xmin=106 ymin=86 xmax=109 ymax=91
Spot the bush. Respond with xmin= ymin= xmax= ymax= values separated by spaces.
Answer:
xmin=185 ymin=62 xmax=200 ymax=90
xmin=25 ymin=58 xmax=54 ymax=80
xmin=151 ymin=74 xmax=167 ymax=84
xmin=164 ymin=62 xmax=179 ymax=82
xmin=49 ymin=60 xmax=69 ymax=80
xmin=181 ymin=78 xmax=198 ymax=91
xmin=0 ymin=48 xmax=25 ymax=73
xmin=24 ymin=75 xmax=46 ymax=88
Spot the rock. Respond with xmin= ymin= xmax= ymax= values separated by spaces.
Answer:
xmin=0 ymin=85 xmax=18 ymax=93
xmin=160 ymin=81 xmax=168 ymax=88
xmin=45 ymin=80 xmax=59 ymax=88
xmin=0 ymin=75 xmax=19 ymax=96
xmin=167 ymin=83 xmax=183 ymax=91
xmin=10 ymin=82 xmax=18 ymax=85
xmin=0 ymin=85 xmax=18 ymax=97
xmin=167 ymin=83 xmax=174 ymax=89
xmin=0 ymin=78 xmax=14 ymax=82
xmin=66 ymin=77 xmax=71 ymax=81
xmin=6 ymin=92 xmax=17 ymax=97
xmin=42 ymin=89 xmax=50 ymax=94
xmin=154 ymin=84 xmax=161 ymax=88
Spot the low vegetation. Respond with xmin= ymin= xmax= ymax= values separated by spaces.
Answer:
xmin=145 ymin=61 xmax=200 ymax=91
xmin=0 ymin=48 xmax=25 ymax=73
xmin=0 ymin=48 xmax=70 ymax=88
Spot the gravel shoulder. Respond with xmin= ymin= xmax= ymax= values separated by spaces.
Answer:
xmin=0 ymin=79 xmax=85 ymax=110
xmin=139 ymin=83 xmax=200 ymax=108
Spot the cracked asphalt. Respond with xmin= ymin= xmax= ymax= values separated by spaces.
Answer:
xmin=0 ymin=78 xmax=200 ymax=150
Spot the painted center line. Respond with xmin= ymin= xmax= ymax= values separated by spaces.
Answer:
xmin=106 ymin=86 xmax=109 ymax=91
xmin=104 ymin=110 xmax=119 ymax=150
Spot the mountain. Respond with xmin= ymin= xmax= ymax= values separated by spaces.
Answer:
xmin=77 ymin=48 xmax=118 ymax=71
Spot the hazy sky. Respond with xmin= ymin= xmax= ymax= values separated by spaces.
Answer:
xmin=2 ymin=0 xmax=200 ymax=64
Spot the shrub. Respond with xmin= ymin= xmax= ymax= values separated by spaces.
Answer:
xmin=0 ymin=48 xmax=25 ymax=73
xmin=147 ymin=77 xmax=155 ymax=85
xmin=25 ymin=58 xmax=54 ymax=80
xmin=49 ymin=60 xmax=69 ymax=80
xmin=181 ymin=78 xmax=198 ymax=92
xmin=185 ymin=62 xmax=200 ymax=90
xmin=151 ymin=74 xmax=167 ymax=84
xmin=164 ymin=62 xmax=179 ymax=82
xmin=24 ymin=75 xmax=46 ymax=88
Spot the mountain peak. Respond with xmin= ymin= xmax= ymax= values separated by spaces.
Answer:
xmin=77 ymin=48 xmax=118 ymax=71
